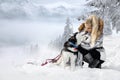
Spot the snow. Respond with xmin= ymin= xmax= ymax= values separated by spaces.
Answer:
xmin=0 ymin=35 xmax=120 ymax=80
xmin=0 ymin=0 xmax=120 ymax=80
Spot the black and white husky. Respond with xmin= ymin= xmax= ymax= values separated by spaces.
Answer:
xmin=54 ymin=33 xmax=83 ymax=70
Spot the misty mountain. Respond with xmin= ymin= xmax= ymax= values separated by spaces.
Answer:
xmin=0 ymin=0 xmax=95 ymax=19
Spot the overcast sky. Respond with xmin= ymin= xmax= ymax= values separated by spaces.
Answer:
xmin=34 ymin=0 xmax=88 ymax=5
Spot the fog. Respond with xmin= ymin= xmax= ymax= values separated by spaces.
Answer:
xmin=0 ymin=0 xmax=94 ymax=46
xmin=0 ymin=20 xmax=63 ymax=46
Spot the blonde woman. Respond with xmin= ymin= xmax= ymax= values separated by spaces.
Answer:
xmin=77 ymin=15 xmax=106 ymax=68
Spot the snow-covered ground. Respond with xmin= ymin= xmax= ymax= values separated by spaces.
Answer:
xmin=0 ymin=14 xmax=120 ymax=80
xmin=0 ymin=33 xmax=120 ymax=80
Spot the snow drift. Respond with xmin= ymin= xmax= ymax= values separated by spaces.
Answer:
xmin=1 ymin=35 xmax=120 ymax=80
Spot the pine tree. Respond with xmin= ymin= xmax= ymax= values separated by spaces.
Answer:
xmin=62 ymin=17 xmax=73 ymax=43
xmin=49 ymin=17 xmax=73 ymax=50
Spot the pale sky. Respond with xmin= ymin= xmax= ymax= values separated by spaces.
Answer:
xmin=34 ymin=0 xmax=88 ymax=5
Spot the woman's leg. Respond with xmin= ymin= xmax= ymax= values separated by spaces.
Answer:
xmin=89 ymin=49 xmax=100 ymax=60
xmin=88 ymin=49 xmax=101 ymax=68
xmin=88 ymin=59 xmax=100 ymax=68
xmin=78 ymin=45 xmax=94 ymax=65
xmin=78 ymin=45 xmax=102 ymax=68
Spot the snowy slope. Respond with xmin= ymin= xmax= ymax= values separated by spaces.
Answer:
xmin=0 ymin=35 xmax=120 ymax=80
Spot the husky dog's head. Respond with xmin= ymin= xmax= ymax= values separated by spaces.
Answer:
xmin=63 ymin=32 xmax=78 ymax=47
xmin=64 ymin=34 xmax=78 ymax=52
xmin=68 ymin=33 xmax=77 ymax=44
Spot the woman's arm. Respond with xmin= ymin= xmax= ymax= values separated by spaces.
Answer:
xmin=80 ymin=34 xmax=103 ymax=50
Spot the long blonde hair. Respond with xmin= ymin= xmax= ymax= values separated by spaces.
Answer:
xmin=78 ymin=15 xmax=104 ymax=47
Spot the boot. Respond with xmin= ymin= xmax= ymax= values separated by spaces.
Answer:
xmin=89 ymin=59 xmax=100 ymax=68
xmin=96 ymin=63 xmax=101 ymax=68
xmin=96 ymin=60 xmax=104 ymax=68
xmin=83 ymin=53 xmax=94 ymax=64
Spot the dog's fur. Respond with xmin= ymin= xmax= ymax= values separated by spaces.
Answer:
xmin=54 ymin=47 xmax=78 ymax=70
xmin=54 ymin=35 xmax=80 ymax=70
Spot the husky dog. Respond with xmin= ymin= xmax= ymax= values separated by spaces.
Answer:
xmin=58 ymin=46 xmax=78 ymax=70
xmin=54 ymin=34 xmax=82 ymax=70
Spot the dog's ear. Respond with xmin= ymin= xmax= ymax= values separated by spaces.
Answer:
xmin=78 ymin=23 xmax=85 ymax=32
xmin=64 ymin=41 xmax=69 ymax=47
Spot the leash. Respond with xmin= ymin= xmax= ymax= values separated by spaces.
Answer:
xmin=41 ymin=50 xmax=63 ymax=66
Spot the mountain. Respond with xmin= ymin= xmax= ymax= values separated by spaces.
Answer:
xmin=0 ymin=0 xmax=95 ymax=19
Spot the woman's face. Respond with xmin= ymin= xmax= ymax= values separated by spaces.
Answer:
xmin=84 ymin=24 xmax=92 ymax=33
